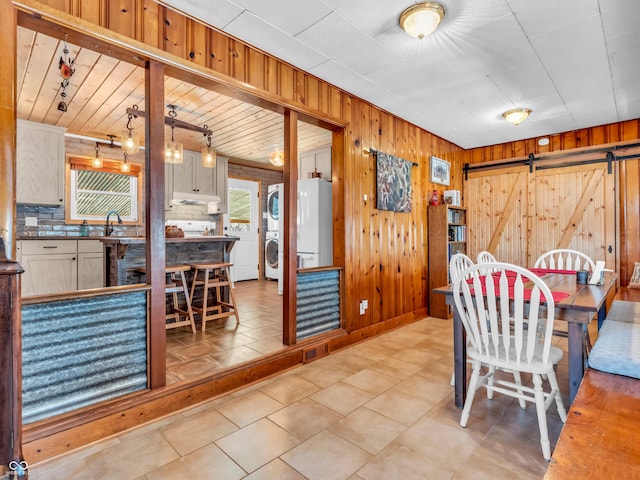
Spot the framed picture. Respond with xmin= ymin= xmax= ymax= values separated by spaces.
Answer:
xmin=430 ymin=156 xmax=450 ymax=186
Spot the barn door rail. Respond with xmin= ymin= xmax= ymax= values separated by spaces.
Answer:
xmin=463 ymin=141 xmax=640 ymax=180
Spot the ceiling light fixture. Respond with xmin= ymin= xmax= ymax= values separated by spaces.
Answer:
xmin=121 ymin=105 xmax=140 ymax=154
xmin=91 ymin=142 xmax=103 ymax=168
xmin=269 ymin=152 xmax=284 ymax=167
xmin=201 ymin=126 xmax=217 ymax=168
xmin=121 ymin=152 xmax=130 ymax=173
xmin=165 ymin=105 xmax=184 ymax=164
xmin=400 ymin=2 xmax=445 ymax=39
xmin=502 ymin=108 xmax=532 ymax=126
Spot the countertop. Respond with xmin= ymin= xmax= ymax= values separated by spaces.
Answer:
xmin=18 ymin=235 xmax=239 ymax=243
xmin=99 ymin=236 xmax=239 ymax=243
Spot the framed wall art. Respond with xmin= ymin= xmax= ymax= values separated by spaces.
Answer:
xmin=430 ymin=156 xmax=450 ymax=186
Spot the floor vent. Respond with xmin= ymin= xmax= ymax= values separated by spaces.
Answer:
xmin=303 ymin=343 xmax=329 ymax=363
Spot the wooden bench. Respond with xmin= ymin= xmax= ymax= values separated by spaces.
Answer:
xmin=545 ymin=369 xmax=640 ymax=479
xmin=546 ymin=297 xmax=640 ymax=478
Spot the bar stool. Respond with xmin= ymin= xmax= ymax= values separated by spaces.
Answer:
xmin=188 ymin=262 xmax=239 ymax=331
xmin=137 ymin=264 xmax=197 ymax=333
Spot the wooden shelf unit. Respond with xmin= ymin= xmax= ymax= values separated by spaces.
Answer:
xmin=428 ymin=204 xmax=467 ymax=319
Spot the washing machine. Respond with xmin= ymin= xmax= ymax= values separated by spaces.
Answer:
xmin=265 ymin=231 xmax=279 ymax=280
xmin=267 ymin=183 xmax=281 ymax=232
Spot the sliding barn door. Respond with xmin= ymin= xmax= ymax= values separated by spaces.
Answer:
xmin=466 ymin=167 xmax=529 ymax=265
xmin=465 ymin=163 xmax=617 ymax=268
xmin=529 ymin=164 xmax=616 ymax=268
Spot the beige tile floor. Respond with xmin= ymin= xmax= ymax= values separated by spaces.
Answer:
xmin=28 ymin=312 xmax=575 ymax=479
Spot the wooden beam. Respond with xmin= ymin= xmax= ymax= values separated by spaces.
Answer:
xmin=145 ymin=60 xmax=166 ymax=388
xmin=283 ymin=109 xmax=298 ymax=345
xmin=126 ymin=107 xmax=212 ymax=136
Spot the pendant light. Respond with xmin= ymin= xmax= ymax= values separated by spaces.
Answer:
xmin=201 ymin=127 xmax=216 ymax=168
xmin=121 ymin=151 xmax=130 ymax=173
xmin=165 ymin=105 xmax=183 ymax=164
xmin=121 ymin=105 xmax=140 ymax=154
xmin=91 ymin=142 xmax=103 ymax=168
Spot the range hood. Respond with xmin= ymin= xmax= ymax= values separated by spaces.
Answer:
xmin=171 ymin=191 xmax=221 ymax=205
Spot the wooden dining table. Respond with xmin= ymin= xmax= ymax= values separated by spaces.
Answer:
xmin=433 ymin=270 xmax=618 ymax=408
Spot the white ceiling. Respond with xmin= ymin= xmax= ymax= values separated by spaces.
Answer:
xmin=159 ymin=0 xmax=640 ymax=149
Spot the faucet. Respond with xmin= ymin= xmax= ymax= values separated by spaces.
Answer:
xmin=105 ymin=210 xmax=122 ymax=236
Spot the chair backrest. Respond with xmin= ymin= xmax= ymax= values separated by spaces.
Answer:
xmin=476 ymin=251 xmax=498 ymax=274
xmin=534 ymin=249 xmax=596 ymax=272
xmin=476 ymin=251 xmax=497 ymax=264
xmin=449 ymin=253 xmax=474 ymax=283
xmin=452 ymin=262 xmax=556 ymax=366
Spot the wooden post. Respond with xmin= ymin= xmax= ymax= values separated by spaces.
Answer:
xmin=145 ymin=61 xmax=167 ymax=388
xmin=283 ymin=110 xmax=298 ymax=345
xmin=0 ymin=240 xmax=27 ymax=479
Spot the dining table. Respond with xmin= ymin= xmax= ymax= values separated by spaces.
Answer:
xmin=433 ymin=269 xmax=618 ymax=408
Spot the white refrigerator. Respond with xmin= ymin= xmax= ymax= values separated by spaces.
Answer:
xmin=297 ymin=178 xmax=333 ymax=268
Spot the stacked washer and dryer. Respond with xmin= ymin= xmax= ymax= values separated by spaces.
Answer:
xmin=266 ymin=183 xmax=284 ymax=294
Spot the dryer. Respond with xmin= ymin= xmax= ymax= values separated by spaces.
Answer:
xmin=267 ymin=183 xmax=282 ymax=232
xmin=265 ymin=231 xmax=280 ymax=280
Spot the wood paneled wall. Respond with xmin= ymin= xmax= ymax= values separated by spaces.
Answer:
xmin=451 ymin=120 xmax=640 ymax=284
xmin=21 ymin=0 xmax=461 ymax=329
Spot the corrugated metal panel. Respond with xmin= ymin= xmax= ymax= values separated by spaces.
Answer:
xmin=22 ymin=291 xmax=148 ymax=423
xmin=296 ymin=270 xmax=340 ymax=340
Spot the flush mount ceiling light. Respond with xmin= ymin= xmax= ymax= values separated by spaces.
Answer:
xmin=502 ymin=108 xmax=532 ymax=126
xmin=269 ymin=152 xmax=284 ymax=167
xmin=400 ymin=2 xmax=445 ymax=39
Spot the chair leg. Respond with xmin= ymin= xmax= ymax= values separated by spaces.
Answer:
xmin=532 ymin=374 xmax=551 ymax=461
xmin=179 ymin=270 xmax=196 ymax=333
xmin=202 ymin=268 xmax=210 ymax=332
xmin=460 ymin=360 xmax=481 ymax=428
xmin=487 ymin=365 xmax=495 ymax=399
xmin=512 ymin=371 xmax=527 ymax=409
xmin=547 ymin=370 xmax=567 ymax=422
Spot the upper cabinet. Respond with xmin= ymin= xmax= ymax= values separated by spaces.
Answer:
xmin=165 ymin=150 xmax=228 ymax=213
xmin=299 ymin=146 xmax=331 ymax=181
xmin=17 ymin=119 xmax=66 ymax=205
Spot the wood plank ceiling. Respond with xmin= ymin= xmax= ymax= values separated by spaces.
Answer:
xmin=16 ymin=27 xmax=332 ymax=168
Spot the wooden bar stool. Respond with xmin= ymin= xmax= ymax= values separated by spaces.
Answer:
xmin=137 ymin=264 xmax=196 ymax=333
xmin=188 ymin=262 xmax=239 ymax=331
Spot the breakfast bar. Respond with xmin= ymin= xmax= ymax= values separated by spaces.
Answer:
xmin=100 ymin=236 xmax=239 ymax=287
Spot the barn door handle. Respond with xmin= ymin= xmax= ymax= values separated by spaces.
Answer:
xmin=608 ymin=245 xmax=613 ymax=253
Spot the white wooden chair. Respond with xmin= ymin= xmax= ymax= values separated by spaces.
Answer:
xmin=534 ymin=248 xmax=595 ymax=272
xmin=449 ymin=253 xmax=474 ymax=284
xmin=452 ymin=262 xmax=567 ymax=460
xmin=476 ymin=251 xmax=498 ymax=275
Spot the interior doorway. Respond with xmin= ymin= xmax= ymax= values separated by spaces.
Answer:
xmin=223 ymin=177 xmax=260 ymax=282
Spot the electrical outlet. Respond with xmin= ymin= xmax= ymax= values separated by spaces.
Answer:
xmin=25 ymin=217 xmax=38 ymax=227
xmin=359 ymin=302 xmax=366 ymax=315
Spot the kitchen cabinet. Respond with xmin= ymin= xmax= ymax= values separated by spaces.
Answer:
xmin=166 ymin=150 xmax=228 ymax=213
xmin=77 ymin=240 xmax=104 ymax=290
xmin=20 ymin=240 xmax=78 ymax=297
xmin=19 ymin=239 xmax=104 ymax=296
xmin=17 ymin=119 xmax=66 ymax=206
xmin=299 ymin=146 xmax=331 ymax=181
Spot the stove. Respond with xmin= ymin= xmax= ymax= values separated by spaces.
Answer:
xmin=168 ymin=220 xmax=216 ymax=237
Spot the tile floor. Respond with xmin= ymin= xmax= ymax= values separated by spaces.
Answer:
xmin=166 ymin=279 xmax=285 ymax=384
xmin=29 ymin=308 xmax=574 ymax=479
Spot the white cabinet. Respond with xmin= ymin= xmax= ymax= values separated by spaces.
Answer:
xmin=166 ymin=150 xmax=229 ymax=213
xmin=17 ymin=119 xmax=66 ymax=206
xmin=19 ymin=239 xmax=104 ymax=296
xmin=299 ymin=146 xmax=331 ymax=181
xmin=20 ymin=240 xmax=77 ymax=297
xmin=77 ymin=240 xmax=104 ymax=290
xmin=210 ymin=157 xmax=228 ymax=214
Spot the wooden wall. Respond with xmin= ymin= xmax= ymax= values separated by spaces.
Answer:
xmin=22 ymin=0 xmax=461 ymax=330
xmin=450 ymin=120 xmax=640 ymax=284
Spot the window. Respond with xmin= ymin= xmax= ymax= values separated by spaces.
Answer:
xmin=67 ymin=157 xmax=142 ymax=223
xmin=227 ymin=187 xmax=252 ymax=232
